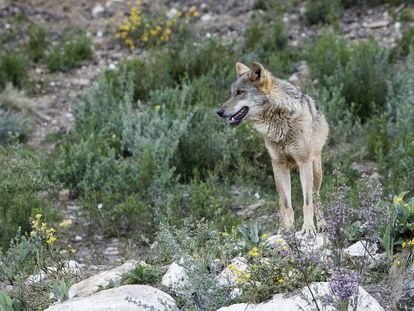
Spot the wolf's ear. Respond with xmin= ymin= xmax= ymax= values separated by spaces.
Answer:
xmin=236 ymin=62 xmax=250 ymax=77
xmin=248 ymin=62 xmax=267 ymax=84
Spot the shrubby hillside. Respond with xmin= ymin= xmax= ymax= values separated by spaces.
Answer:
xmin=0 ymin=0 xmax=413 ymax=310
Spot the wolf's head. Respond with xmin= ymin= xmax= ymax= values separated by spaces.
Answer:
xmin=217 ymin=62 xmax=272 ymax=126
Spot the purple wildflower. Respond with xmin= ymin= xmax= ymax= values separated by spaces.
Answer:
xmin=329 ymin=268 xmax=361 ymax=302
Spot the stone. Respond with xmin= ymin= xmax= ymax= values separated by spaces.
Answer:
xmin=366 ymin=20 xmax=390 ymax=29
xmin=68 ymin=261 xmax=137 ymax=298
xmin=161 ymin=262 xmax=189 ymax=295
xmin=217 ymin=257 xmax=248 ymax=286
xmin=92 ymin=5 xmax=105 ymax=17
xmin=217 ymin=282 xmax=384 ymax=311
xmin=26 ymin=261 xmax=83 ymax=285
xmin=45 ymin=285 xmax=178 ymax=311
xmin=201 ymin=14 xmax=213 ymax=22
xmin=345 ymin=241 xmax=378 ymax=257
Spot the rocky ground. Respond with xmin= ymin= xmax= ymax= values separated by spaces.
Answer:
xmin=1 ymin=0 xmax=412 ymax=309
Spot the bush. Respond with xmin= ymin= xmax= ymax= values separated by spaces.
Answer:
xmin=341 ymin=40 xmax=391 ymax=120
xmin=307 ymin=33 xmax=350 ymax=85
xmin=0 ymin=109 xmax=29 ymax=144
xmin=0 ymin=54 xmax=28 ymax=90
xmin=26 ymin=26 xmax=48 ymax=62
xmin=0 ymin=146 xmax=57 ymax=250
xmin=308 ymin=35 xmax=392 ymax=121
xmin=46 ymin=33 xmax=92 ymax=71
xmin=304 ymin=0 xmax=341 ymax=25
xmin=244 ymin=17 xmax=288 ymax=53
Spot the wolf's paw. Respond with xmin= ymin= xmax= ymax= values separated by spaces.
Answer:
xmin=300 ymin=223 xmax=316 ymax=238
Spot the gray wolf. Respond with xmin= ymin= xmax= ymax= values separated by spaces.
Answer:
xmin=217 ymin=62 xmax=329 ymax=235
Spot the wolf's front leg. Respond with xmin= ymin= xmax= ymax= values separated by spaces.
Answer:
xmin=272 ymin=161 xmax=295 ymax=230
xmin=299 ymin=161 xmax=316 ymax=237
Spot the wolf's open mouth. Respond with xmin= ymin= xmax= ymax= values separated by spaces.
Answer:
xmin=229 ymin=107 xmax=249 ymax=126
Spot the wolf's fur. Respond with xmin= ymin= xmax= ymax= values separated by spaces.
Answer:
xmin=217 ymin=62 xmax=329 ymax=235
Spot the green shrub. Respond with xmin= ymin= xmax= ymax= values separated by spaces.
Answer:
xmin=309 ymin=35 xmax=391 ymax=121
xmin=304 ymin=0 xmax=341 ymax=25
xmin=244 ymin=16 xmax=288 ymax=54
xmin=121 ymin=263 xmax=165 ymax=286
xmin=342 ymin=40 xmax=391 ymax=120
xmin=394 ymin=27 xmax=414 ymax=58
xmin=0 ymin=109 xmax=29 ymax=144
xmin=0 ymin=146 xmax=57 ymax=250
xmin=0 ymin=54 xmax=28 ymax=90
xmin=46 ymin=33 xmax=92 ymax=71
xmin=26 ymin=26 xmax=48 ymax=62
xmin=307 ymin=33 xmax=350 ymax=85
xmin=377 ymin=56 xmax=414 ymax=193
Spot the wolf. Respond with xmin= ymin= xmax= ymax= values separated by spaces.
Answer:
xmin=217 ymin=62 xmax=329 ymax=235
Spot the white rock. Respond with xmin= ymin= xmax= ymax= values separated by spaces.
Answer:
xmin=26 ymin=261 xmax=83 ymax=285
xmin=45 ymin=285 xmax=178 ymax=311
xmin=161 ymin=262 xmax=189 ymax=295
xmin=92 ymin=5 xmax=105 ymax=17
xmin=69 ymin=261 xmax=137 ymax=298
xmin=217 ymin=282 xmax=384 ymax=311
xmin=266 ymin=232 xmax=326 ymax=254
xmin=217 ymin=257 xmax=248 ymax=286
xmin=75 ymin=235 xmax=83 ymax=241
xmin=108 ymin=63 xmax=116 ymax=71
xmin=345 ymin=241 xmax=378 ymax=257
xmin=201 ymin=14 xmax=212 ymax=22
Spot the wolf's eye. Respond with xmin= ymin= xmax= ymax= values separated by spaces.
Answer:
xmin=236 ymin=90 xmax=244 ymax=96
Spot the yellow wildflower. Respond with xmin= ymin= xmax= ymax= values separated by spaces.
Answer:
xmin=193 ymin=10 xmax=200 ymax=17
xmin=47 ymin=236 xmax=57 ymax=245
xmin=150 ymin=29 xmax=158 ymax=36
xmin=70 ymin=248 xmax=77 ymax=254
xmin=142 ymin=35 xmax=148 ymax=42
xmin=189 ymin=6 xmax=197 ymax=12
xmin=409 ymin=238 xmax=414 ymax=246
xmin=31 ymin=220 xmax=38 ymax=228
xmin=125 ymin=38 xmax=135 ymax=49
xmin=112 ymin=133 xmax=117 ymax=140
xmin=47 ymin=227 xmax=56 ymax=235
xmin=276 ymin=239 xmax=283 ymax=245
xmin=155 ymin=105 xmax=161 ymax=111
xmin=35 ymin=214 xmax=42 ymax=220
xmin=120 ymin=31 xmax=127 ymax=39
xmin=402 ymin=242 xmax=407 ymax=248
xmin=176 ymin=11 xmax=182 ymax=17
xmin=261 ymin=233 xmax=269 ymax=240
xmin=30 ymin=230 xmax=36 ymax=237
xmin=41 ymin=222 xmax=47 ymax=232
xmin=164 ymin=28 xmax=172 ymax=35
xmin=59 ymin=219 xmax=72 ymax=229
xmin=249 ymin=247 xmax=259 ymax=257
xmin=245 ymin=273 xmax=251 ymax=280
xmin=236 ymin=277 xmax=243 ymax=284
xmin=394 ymin=194 xmax=403 ymax=205
xmin=396 ymin=260 xmax=401 ymax=266
xmin=278 ymin=278 xmax=285 ymax=283
xmin=282 ymin=245 xmax=289 ymax=251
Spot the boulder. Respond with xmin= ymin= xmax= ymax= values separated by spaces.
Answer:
xmin=216 ymin=257 xmax=248 ymax=287
xmin=69 ymin=261 xmax=136 ymax=298
xmin=345 ymin=241 xmax=378 ymax=257
xmin=217 ymin=282 xmax=384 ymax=311
xmin=45 ymin=285 xmax=178 ymax=311
xmin=161 ymin=262 xmax=189 ymax=295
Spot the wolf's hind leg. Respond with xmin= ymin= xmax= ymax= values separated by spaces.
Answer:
xmin=271 ymin=162 xmax=294 ymax=231
xmin=313 ymin=154 xmax=326 ymax=232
